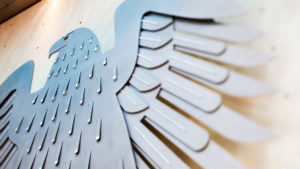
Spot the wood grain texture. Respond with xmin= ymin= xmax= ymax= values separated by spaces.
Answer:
xmin=0 ymin=0 xmax=299 ymax=168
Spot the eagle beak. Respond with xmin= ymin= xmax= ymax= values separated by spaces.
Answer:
xmin=48 ymin=31 xmax=73 ymax=58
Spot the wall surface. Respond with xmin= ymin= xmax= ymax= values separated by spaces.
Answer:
xmin=0 ymin=0 xmax=299 ymax=168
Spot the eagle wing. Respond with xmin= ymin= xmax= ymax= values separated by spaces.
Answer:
xmin=115 ymin=0 xmax=275 ymax=169
xmin=0 ymin=61 xmax=34 ymax=168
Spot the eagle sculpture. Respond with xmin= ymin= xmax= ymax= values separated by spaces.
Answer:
xmin=0 ymin=0 xmax=275 ymax=168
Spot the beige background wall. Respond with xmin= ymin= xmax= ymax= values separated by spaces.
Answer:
xmin=0 ymin=0 xmax=300 ymax=168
